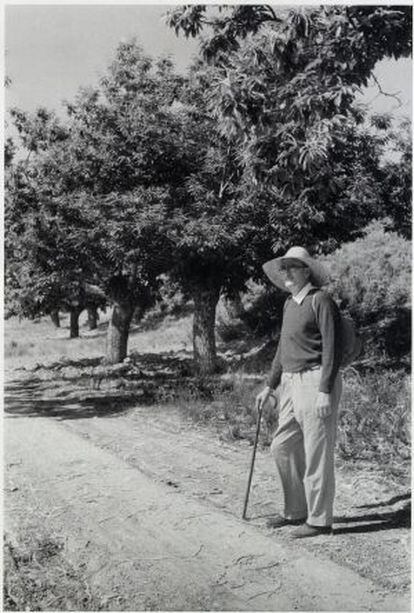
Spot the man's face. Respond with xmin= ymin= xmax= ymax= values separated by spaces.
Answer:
xmin=281 ymin=259 xmax=310 ymax=295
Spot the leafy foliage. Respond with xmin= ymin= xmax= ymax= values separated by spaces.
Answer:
xmin=5 ymin=44 xmax=186 ymax=322
xmin=323 ymin=220 xmax=411 ymax=362
xmin=380 ymin=118 xmax=412 ymax=238
xmin=167 ymin=5 xmax=411 ymax=68
xmin=167 ymin=5 xmax=412 ymax=255
xmin=5 ymin=41 xmax=276 ymax=366
xmin=5 ymin=159 xmax=103 ymax=319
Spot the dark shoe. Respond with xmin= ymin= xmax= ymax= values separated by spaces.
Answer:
xmin=266 ymin=514 xmax=306 ymax=529
xmin=291 ymin=523 xmax=333 ymax=539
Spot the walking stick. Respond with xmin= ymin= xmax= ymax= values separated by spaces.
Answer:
xmin=242 ymin=404 xmax=263 ymax=520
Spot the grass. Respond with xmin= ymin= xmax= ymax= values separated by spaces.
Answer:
xmin=337 ymin=367 xmax=410 ymax=479
xmin=4 ymin=314 xmax=108 ymax=371
xmin=3 ymin=530 xmax=99 ymax=611
xmin=161 ymin=373 xmax=279 ymax=447
xmin=4 ymin=310 xmax=193 ymax=371
xmin=168 ymin=369 xmax=410 ymax=481
xmin=4 ymin=312 xmax=411 ymax=483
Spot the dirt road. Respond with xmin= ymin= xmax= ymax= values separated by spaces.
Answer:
xmin=4 ymin=377 xmax=410 ymax=611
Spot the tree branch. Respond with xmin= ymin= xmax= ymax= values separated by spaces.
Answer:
xmin=371 ymin=74 xmax=403 ymax=108
xmin=264 ymin=5 xmax=282 ymax=23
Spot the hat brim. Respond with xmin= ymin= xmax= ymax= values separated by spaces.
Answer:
xmin=263 ymin=256 xmax=329 ymax=291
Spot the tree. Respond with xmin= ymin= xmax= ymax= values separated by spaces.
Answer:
xmin=6 ymin=42 xmax=275 ymax=372
xmin=163 ymin=5 xmax=412 ymax=372
xmin=43 ymin=45 xmax=191 ymax=360
xmin=5 ymin=145 xmax=107 ymax=338
xmin=166 ymin=6 xmax=412 ymax=254
xmin=5 ymin=163 xmax=170 ymax=348
xmin=155 ymin=61 xmax=276 ymax=372
xmin=5 ymin=214 xmax=99 ymax=338
xmin=4 ymin=108 xmax=91 ymax=335
xmin=79 ymin=189 xmax=169 ymax=362
xmin=166 ymin=11 xmax=411 ymax=248
xmin=380 ymin=117 xmax=412 ymax=239
xmin=7 ymin=24 xmax=410 ymax=372
xmin=50 ymin=310 xmax=60 ymax=328
xmin=5 ymin=75 xmax=16 ymax=168
xmin=6 ymin=44 xmax=188 ymax=360
xmin=167 ymin=5 xmax=411 ymax=69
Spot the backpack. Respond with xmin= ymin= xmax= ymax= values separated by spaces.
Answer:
xmin=311 ymin=292 xmax=362 ymax=368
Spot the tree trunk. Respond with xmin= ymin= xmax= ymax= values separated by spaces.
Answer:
xmin=87 ymin=306 xmax=99 ymax=330
xmin=192 ymin=282 xmax=221 ymax=375
xmin=69 ymin=308 xmax=82 ymax=338
xmin=132 ymin=304 xmax=145 ymax=325
xmin=106 ymin=302 xmax=134 ymax=364
xmin=50 ymin=310 xmax=60 ymax=328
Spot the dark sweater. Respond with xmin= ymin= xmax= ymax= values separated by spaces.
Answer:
xmin=268 ymin=289 xmax=342 ymax=393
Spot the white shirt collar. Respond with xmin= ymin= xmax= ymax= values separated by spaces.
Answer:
xmin=292 ymin=282 xmax=315 ymax=305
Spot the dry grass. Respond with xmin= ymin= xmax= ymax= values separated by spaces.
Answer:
xmin=5 ymin=312 xmax=410 ymax=483
xmin=4 ymin=311 xmax=193 ymax=371
xmin=3 ymin=528 xmax=99 ymax=611
xmin=175 ymin=369 xmax=410 ymax=480
xmin=337 ymin=368 xmax=410 ymax=479
xmin=3 ymin=459 xmax=102 ymax=612
xmin=4 ymin=313 xmax=107 ymax=371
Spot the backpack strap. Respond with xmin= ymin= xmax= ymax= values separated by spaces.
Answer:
xmin=310 ymin=289 xmax=322 ymax=325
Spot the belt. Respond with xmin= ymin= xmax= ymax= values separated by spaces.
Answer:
xmin=282 ymin=365 xmax=321 ymax=374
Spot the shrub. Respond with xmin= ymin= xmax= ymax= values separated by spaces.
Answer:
xmin=322 ymin=220 xmax=411 ymax=364
xmin=216 ymin=283 xmax=286 ymax=342
xmin=239 ymin=281 xmax=286 ymax=338
xmin=337 ymin=368 xmax=410 ymax=480
xmin=216 ymin=317 xmax=248 ymax=342
xmin=166 ymin=368 xmax=410 ymax=481
xmin=137 ymin=277 xmax=192 ymax=329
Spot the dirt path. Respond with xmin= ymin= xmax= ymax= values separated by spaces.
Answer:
xmin=4 ymin=378 xmax=410 ymax=611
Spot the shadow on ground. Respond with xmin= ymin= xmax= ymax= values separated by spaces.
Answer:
xmin=14 ymin=352 xmax=195 ymax=376
xmin=333 ymin=500 xmax=411 ymax=533
xmin=356 ymin=492 xmax=411 ymax=509
xmin=77 ymin=307 xmax=193 ymax=337
xmin=4 ymin=381 xmax=144 ymax=420
xmin=4 ymin=352 xmax=233 ymax=421
xmin=250 ymin=494 xmax=411 ymax=535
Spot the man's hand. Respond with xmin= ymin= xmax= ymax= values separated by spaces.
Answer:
xmin=255 ymin=386 xmax=274 ymax=413
xmin=315 ymin=392 xmax=332 ymax=418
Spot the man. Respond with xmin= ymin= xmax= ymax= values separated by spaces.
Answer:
xmin=256 ymin=246 xmax=342 ymax=538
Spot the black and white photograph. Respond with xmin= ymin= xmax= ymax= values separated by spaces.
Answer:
xmin=3 ymin=2 xmax=412 ymax=611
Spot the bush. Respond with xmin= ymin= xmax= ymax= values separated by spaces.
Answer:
xmin=239 ymin=281 xmax=286 ymax=338
xmin=216 ymin=283 xmax=287 ymax=342
xmin=337 ymin=368 xmax=410 ymax=480
xmin=322 ymin=220 xmax=411 ymax=364
xmin=139 ymin=277 xmax=192 ymax=328
xmin=166 ymin=368 xmax=410 ymax=481
xmin=216 ymin=317 xmax=248 ymax=342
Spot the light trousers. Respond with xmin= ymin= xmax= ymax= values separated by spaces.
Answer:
xmin=270 ymin=368 xmax=342 ymax=527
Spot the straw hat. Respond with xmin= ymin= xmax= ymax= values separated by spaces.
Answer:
xmin=263 ymin=246 xmax=329 ymax=291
